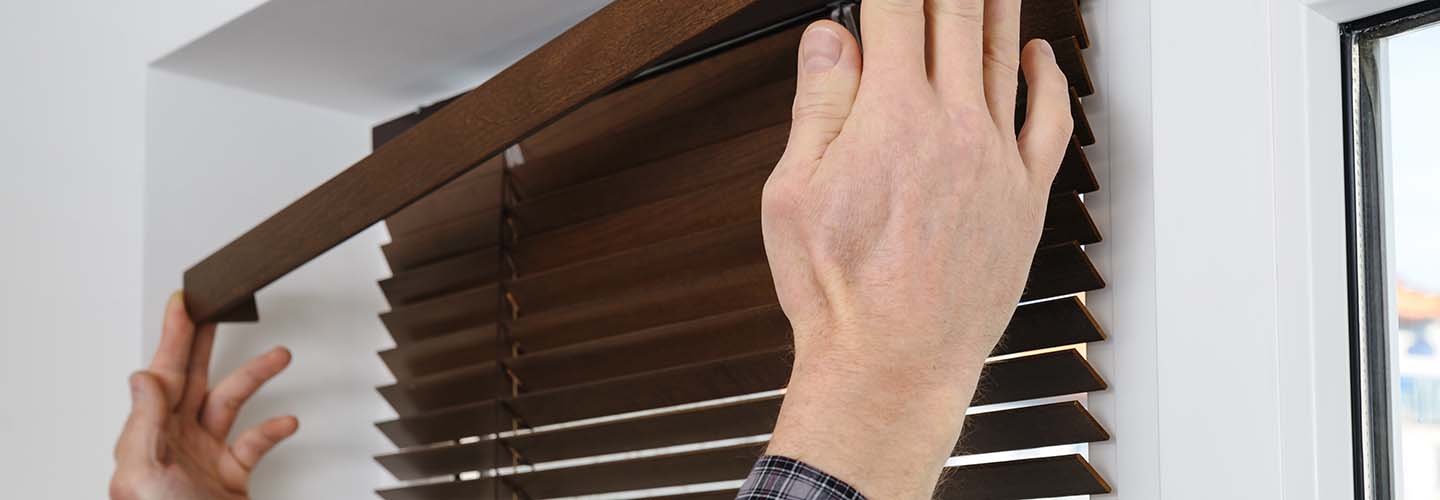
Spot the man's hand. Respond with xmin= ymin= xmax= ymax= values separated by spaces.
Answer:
xmin=111 ymin=293 xmax=297 ymax=500
xmin=762 ymin=0 xmax=1073 ymax=498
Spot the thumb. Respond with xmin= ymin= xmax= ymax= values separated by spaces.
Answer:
xmin=116 ymin=371 xmax=169 ymax=464
xmin=777 ymin=21 xmax=862 ymax=177
xmin=1017 ymin=39 xmax=1074 ymax=186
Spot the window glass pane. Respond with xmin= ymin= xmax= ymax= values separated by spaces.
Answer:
xmin=1384 ymin=21 xmax=1440 ymax=500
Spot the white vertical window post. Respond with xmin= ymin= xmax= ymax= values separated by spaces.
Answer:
xmin=1082 ymin=0 xmax=1398 ymax=498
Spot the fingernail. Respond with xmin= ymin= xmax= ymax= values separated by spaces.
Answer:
xmin=802 ymin=26 xmax=843 ymax=73
xmin=1037 ymin=39 xmax=1055 ymax=58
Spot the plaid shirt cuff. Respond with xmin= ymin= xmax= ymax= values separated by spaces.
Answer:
xmin=737 ymin=455 xmax=866 ymax=500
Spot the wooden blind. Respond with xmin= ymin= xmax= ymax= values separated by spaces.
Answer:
xmin=366 ymin=1 xmax=1108 ymax=499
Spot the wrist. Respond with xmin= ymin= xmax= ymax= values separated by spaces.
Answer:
xmin=766 ymin=331 xmax=987 ymax=499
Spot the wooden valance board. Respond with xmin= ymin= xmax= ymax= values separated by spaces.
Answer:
xmin=179 ymin=0 xmax=1109 ymax=498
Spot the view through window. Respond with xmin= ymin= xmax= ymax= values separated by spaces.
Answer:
xmin=1386 ymin=20 xmax=1440 ymax=500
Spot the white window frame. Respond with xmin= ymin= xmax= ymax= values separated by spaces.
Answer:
xmin=1082 ymin=0 xmax=1419 ymax=498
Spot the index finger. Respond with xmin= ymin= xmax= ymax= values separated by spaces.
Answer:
xmin=149 ymin=291 xmax=196 ymax=406
xmin=859 ymin=0 xmax=928 ymax=78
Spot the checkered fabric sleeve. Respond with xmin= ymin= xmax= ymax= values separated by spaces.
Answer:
xmin=736 ymin=455 xmax=866 ymax=500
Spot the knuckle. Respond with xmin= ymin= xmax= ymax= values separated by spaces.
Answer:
xmin=761 ymin=177 xmax=806 ymax=221
xmin=870 ymin=0 xmax=924 ymax=16
xmin=791 ymin=95 xmax=848 ymax=124
xmin=926 ymin=0 xmax=983 ymax=21
xmin=948 ymin=104 xmax=994 ymax=136
xmin=984 ymin=48 xmax=1021 ymax=77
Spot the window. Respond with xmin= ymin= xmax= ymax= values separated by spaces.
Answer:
xmin=1343 ymin=2 xmax=1440 ymax=498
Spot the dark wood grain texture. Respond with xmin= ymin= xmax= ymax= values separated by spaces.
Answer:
xmin=379 ymin=284 xmax=498 ymax=343
xmin=376 ymin=346 xmax=1104 ymax=447
xmin=377 ymin=397 xmax=783 ymax=480
xmin=378 ymin=324 xmax=498 ymax=378
xmin=1023 ymin=242 xmax=1105 ymax=302
xmin=972 ymin=349 xmax=1107 ymax=406
xmin=380 ymin=295 xmax=1105 ymax=413
xmin=182 ymin=0 xmax=767 ymax=323
xmin=384 ymin=157 xmax=504 ymax=238
xmin=993 ymin=296 xmax=1105 ymax=356
xmin=1023 ymin=0 xmax=1089 ymax=48
xmin=379 ymin=304 xmax=790 ymax=414
xmin=1055 ymin=136 xmax=1100 ymax=194
xmin=956 ymin=401 xmax=1109 ymax=455
xmin=1042 ymin=191 xmax=1101 ymax=246
xmin=375 ymin=397 xmax=1108 ymax=481
xmin=377 ymin=293 xmax=1101 ymax=381
xmin=381 ymin=209 xmax=500 ymax=273
xmin=512 ymin=122 xmax=789 ymax=237
xmin=935 ymin=454 xmax=1111 ymax=499
xmin=378 ymin=247 xmax=498 ymax=306
xmin=512 ymin=76 xmax=795 ymax=199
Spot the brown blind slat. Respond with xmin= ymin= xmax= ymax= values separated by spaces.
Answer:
xmin=512 ymin=169 xmax=768 ymax=273
xmin=376 ymin=397 xmax=1107 ymax=481
xmin=936 ymin=454 xmax=1111 ymax=499
xmin=377 ymin=346 xmax=1103 ymax=447
xmin=381 ymin=293 xmax=1104 ymax=412
xmin=378 ymin=324 xmax=497 ymax=377
xmin=973 ymin=349 xmax=1106 ymax=406
xmin=993 ymin=296 xmax=1105 ymax=356
xmin=1022 ymin=242 xmax=1104 ymax=302
xmin=1055 ymin=137 xmax=1098 ymax=194
xmin=379 ymin=304 xmax=789 ymax=413
xmin=511 ymin=222 xmax=766 ymax=315
xmin=513 ymin=77 xmax=794 ymax=199
xmin=514 ymin=122 xmax=789 ymax=237
xmin=384 ymin=158 xmax=504 ymax=238
xmin=1070 ymin=87 xmax=1097 ymax=146
xmin=379 ymin=290 xmax=1100 ymax=383
xmin=956 ymin=401 xmax=1108 ymax=455
xmin=1042 ymin=192 xmax=1100 ymax=247
xmin=1022 ymin=0 xmax=1089 ymax=48
xmin=377 ymin=397 xmax=783 ymax=480
xmin=379 ymin=284 xmax=499 ymax=343
xmin=381 ymin=209 xmax=501 ymax=272
xmin=378 ymin=247 xmax=498 ymax=306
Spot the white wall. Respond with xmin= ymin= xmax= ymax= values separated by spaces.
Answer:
xmin=0 ymin=2 xmax=147 ymax=497
xmin=1 ymin=1 xmax=607 ymax=497
xmin=144 ymin=70 xmax=394 ymax=499
xmin=0 ymin=0 xmax=377 ymax=498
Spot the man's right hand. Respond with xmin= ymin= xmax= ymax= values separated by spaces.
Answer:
xmin=110 ymin=292 xmax=297 ymax=500
xmin=760 ymin=0 xmax=1074 ymax=497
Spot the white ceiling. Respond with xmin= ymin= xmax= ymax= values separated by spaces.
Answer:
xmin=153 ymin=0 xmax=611 ymax=121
